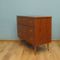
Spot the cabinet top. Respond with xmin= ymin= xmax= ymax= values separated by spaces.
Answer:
xmin=17 ymin=16 xmax=52 ymax=18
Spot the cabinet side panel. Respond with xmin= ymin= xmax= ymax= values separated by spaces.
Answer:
xmin=34 ymin=18 xmax=41 ymax=46
xmin=34 ymin=17 xmax=52 ymax=46
xmin=40 ymin=17 xmax=52 ymax=45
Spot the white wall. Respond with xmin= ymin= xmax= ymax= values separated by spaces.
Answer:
xmin=0 ymin=0 xmax=60 ymax=40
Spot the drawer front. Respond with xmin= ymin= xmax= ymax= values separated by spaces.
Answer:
xmin=18 ymin=18 xmax=28 ymax=25
xmin=27 ymin=27 xmax=34 ymax=44
xmin=19 ymin=30 xmax=28 ymax=40
xmin=17 ymin=25 xmax=34 ymax=32
xmin=27 ymin=18 xmax=34 ymax=26
xmin=17 ymin=25 xmax=28 ymax=39
xmin=17 ymin=17 xmax=34 ymax=26
xmin=17 ymin=25 xmax=27 ymax=33
xmin=19 ymin=25 xmax=28 ymax=40
xmin=17 ymin=25 xmax=34 ymax=44
xmin=17 ymin=25 xmax=34 ymax=36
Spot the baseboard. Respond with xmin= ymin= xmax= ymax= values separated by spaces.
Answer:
xmin=0 ymin=40 xmax=60 ymax=42
xmin=0 ymin=40 xmax=60 ymax=46
xmin=0 ymin=39 xmax=19 ymax=43
xmin=52 ymin=40 xmax=60 ymax=43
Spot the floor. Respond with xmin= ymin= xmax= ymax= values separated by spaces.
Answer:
xmin=0 ymin=40 xmax=60 ymax=60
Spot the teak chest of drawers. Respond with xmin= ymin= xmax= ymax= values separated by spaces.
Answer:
xmin=17 ymin=16 xmax=52 ymax=51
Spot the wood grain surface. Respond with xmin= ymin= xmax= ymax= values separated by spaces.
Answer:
xmin=0 ymin=40 xmax=60 ymax=60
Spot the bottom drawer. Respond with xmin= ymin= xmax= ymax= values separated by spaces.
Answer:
xmin=19 ymin=31 xmax=28 ymax=40
xmin=27 ymin=33 xmax=34 ymax=45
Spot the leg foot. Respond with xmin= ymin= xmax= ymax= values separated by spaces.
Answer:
xmin=47 ymin=44 xmax=49 ymax=51
xmin=33 ymin=46 xmax=37 ymax=55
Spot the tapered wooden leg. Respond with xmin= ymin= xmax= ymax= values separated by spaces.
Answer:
xmin=47 ymin=43 xmax=49 ymax=51
xmin=33 ymin=46 xmax=37 ymax=55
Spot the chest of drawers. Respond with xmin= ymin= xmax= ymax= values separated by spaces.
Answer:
xmin=17 ymin=16 xmax=52 ymax=50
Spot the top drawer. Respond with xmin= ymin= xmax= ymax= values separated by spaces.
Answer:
xmin=17 ymin=16 xmax=34 ymax=26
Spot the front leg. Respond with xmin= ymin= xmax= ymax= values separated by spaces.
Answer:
xmin=47 ymin=43 xmax=49 ymax=51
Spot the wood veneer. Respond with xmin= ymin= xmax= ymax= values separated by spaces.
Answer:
xmin=17 ymin=16 xmax=52 ymax=51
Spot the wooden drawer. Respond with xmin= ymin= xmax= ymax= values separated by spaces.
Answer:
xmin=19 ymin=27 xmax=34 ymax=42
xmin=17 ymin=17 xmax=34 ymax=26
xmin=18 ymin=18 xmax=28 ymax=25
xmin=27 ymin=27 xmax=34 ymax=45
xmin=17 ymin=25 xmax=27 ymax=32
xmin=19 ymin=31 xmax=28 ymax=40
xmin=17 ymin=25 xmax=34 ymax=40
xmin=27 ymin=18 xmax=34 ymax=26
xmin=17 ymin=24 xmax=34 ymax=33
